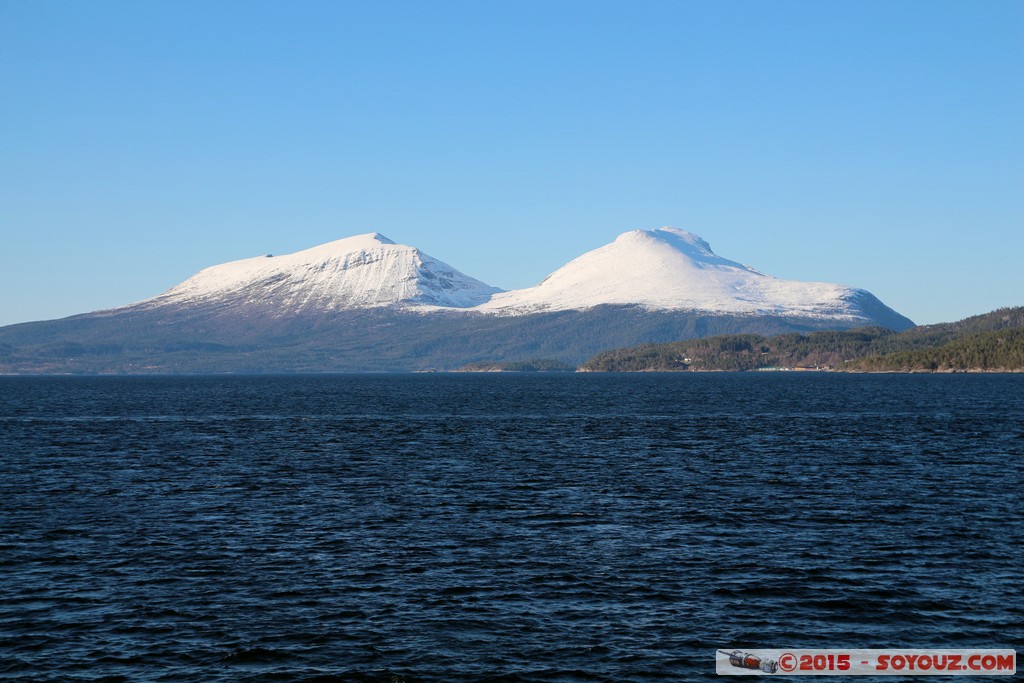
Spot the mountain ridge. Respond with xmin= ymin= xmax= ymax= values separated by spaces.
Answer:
xmin=104 ymin=227 xmax=912 ymax=329
xmin=0 ymin=226 xmax=916 ymax=373
xmin=130 ymin=232 xmax=501 ymax=314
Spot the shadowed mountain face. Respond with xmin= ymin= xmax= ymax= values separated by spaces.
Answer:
xmin=0 ymin=306 xmax=910 ymax=374
xmin=0 ymin=229 xmax=914 ymax=373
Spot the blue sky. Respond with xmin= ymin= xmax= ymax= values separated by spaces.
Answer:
xmin=1 ymin=0 xmax=1021 ymax=326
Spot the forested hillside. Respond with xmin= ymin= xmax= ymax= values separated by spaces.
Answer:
xmin=579 ymin=307 xmax=1024 ymax=372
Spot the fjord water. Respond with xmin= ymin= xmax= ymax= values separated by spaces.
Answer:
xmin=2 ymin=374 xmax=1021 ymax=682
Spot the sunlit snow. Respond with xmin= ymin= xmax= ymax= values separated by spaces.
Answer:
xmin=127 ymin=227 xmax=882 ymax=323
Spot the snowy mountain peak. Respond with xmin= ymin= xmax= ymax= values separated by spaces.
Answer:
xmin=123 ymin=226 xmax=909 ymax=329
xmin=297 ymin=232 xmax=397 ymax=258
xmin=476 ymin=226 xmax=901 ymax=325
xmin=618 ymin=227 xmax=712 ymax=254
xmin=610 ymin=227 xmax=751 ymax=271
xmin=353 ymin=231 xmax=395 ymax=245
xmin=368 ymin=231 xmax=395 ymax=244
xmin=137 ymin=232 xmax=499 ymax=313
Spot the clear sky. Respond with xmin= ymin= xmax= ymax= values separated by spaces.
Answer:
xmin=1 ymin=0 xmax=1021 ymax=326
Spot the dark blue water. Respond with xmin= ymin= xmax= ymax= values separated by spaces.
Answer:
xmin=1 ymin=374 xmax=1021 ymax=681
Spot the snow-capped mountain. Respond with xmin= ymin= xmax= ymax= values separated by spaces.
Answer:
xmin=128 ymin=227 xmax=906 ymax=328
xmin=477 ymin=227 xmax=888 ymax=323
xmin=0 ymin=226 xmax=914 ymax=374
xmin=136 ymin=232 xmax=500 ymax=314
